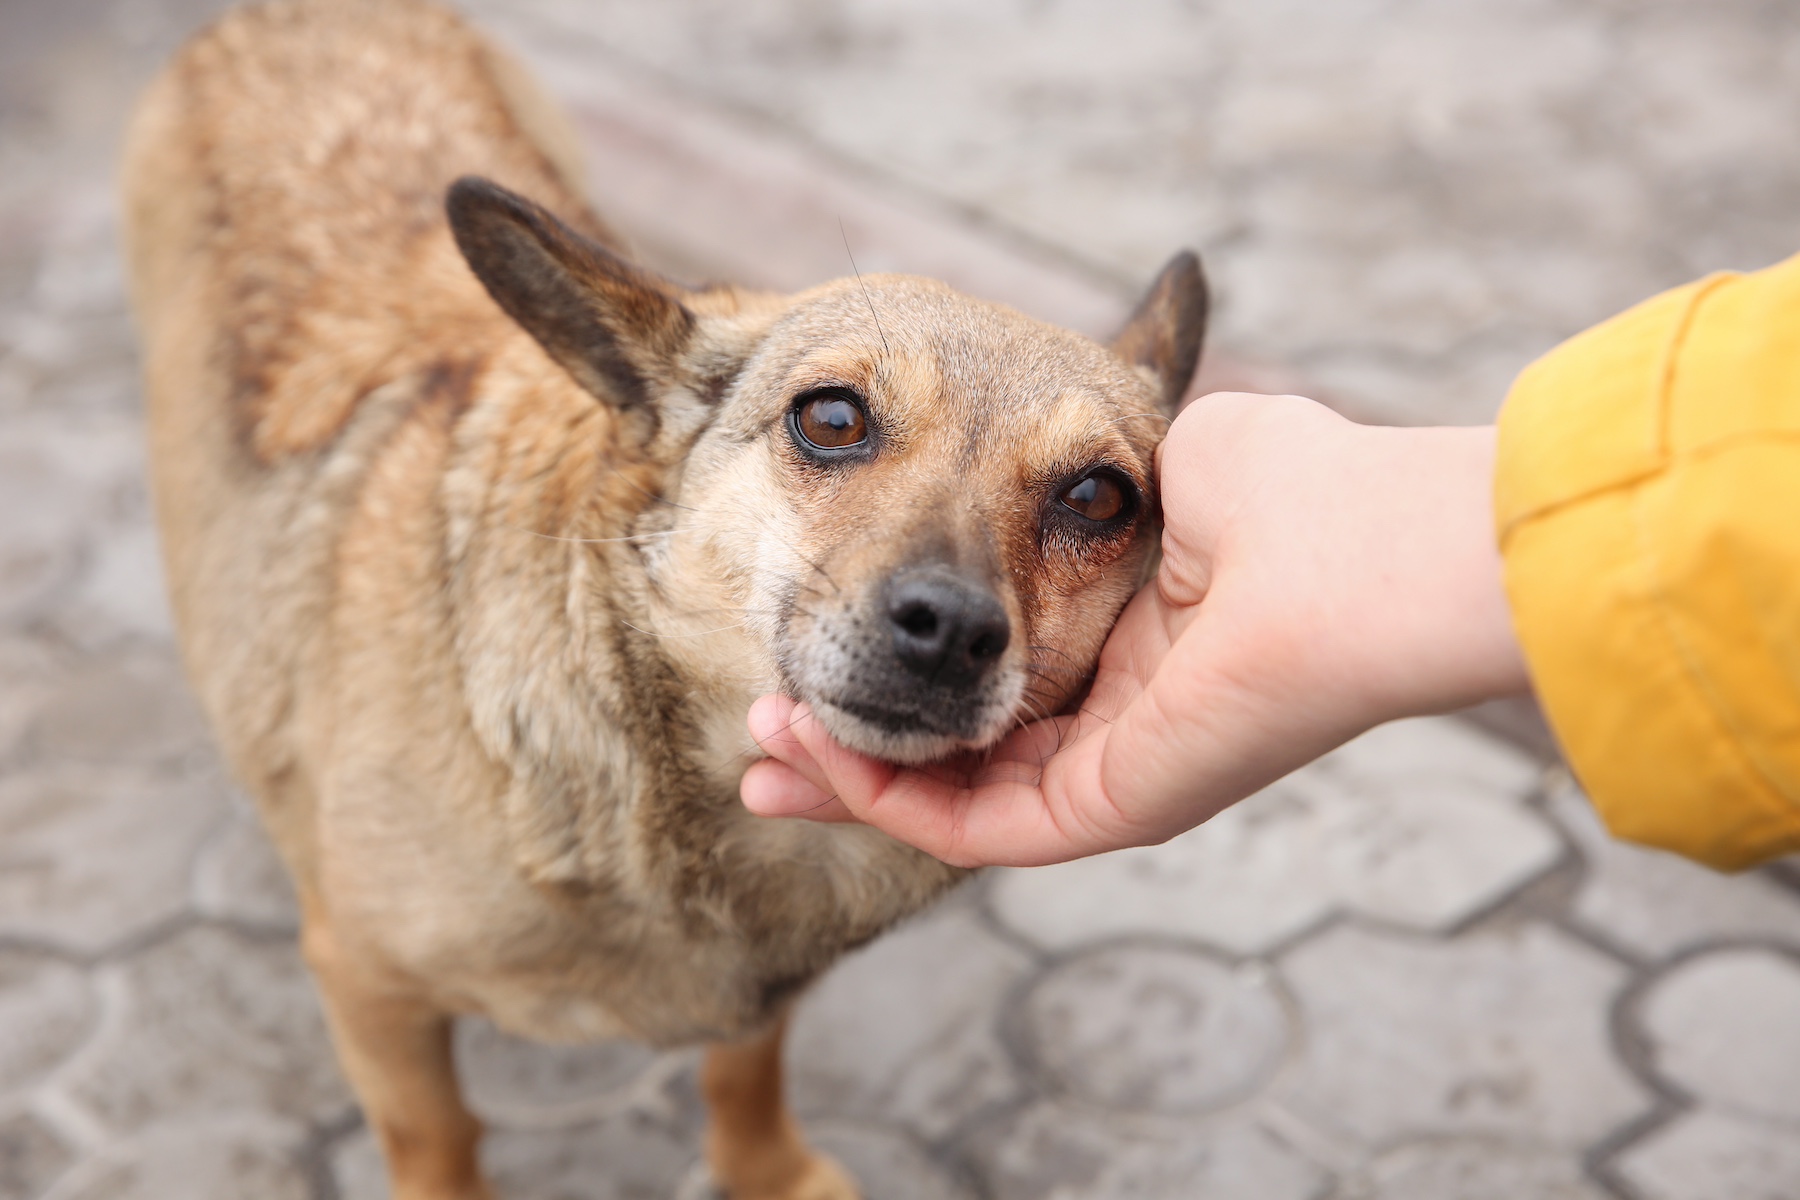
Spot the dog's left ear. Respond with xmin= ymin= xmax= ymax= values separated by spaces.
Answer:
xmin=1111 ymin=250 xmax=1208 ymax=415
xmin=447 ymin=176 xmax=694 ymax=411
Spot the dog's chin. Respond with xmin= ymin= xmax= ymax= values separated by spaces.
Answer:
xmin=807 ymin=697 xmax=1010 ymax=766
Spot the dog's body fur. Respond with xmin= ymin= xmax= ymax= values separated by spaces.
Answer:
xmin=123 ymin=2 xmax=1203 ymax=1196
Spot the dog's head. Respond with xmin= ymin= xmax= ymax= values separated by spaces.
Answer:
xmin=449 ymin=177 xmax=1204 ymax=764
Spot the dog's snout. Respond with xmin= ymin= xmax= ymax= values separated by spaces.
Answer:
xmin=886 ymin=570 xmax=1010 ymax=686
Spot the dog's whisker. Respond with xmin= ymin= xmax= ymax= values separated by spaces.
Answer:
xmin=838 ymin=218 xmax=890 ymax=358
xmin=601 ymin=464 xmax=701 ymax=513
xmin=655 ymin=600 xmax=782 ymax=617
xmin=719 ymin=704 xmax=824 ymax=775
xmin=802 ymin=553 xmax=843 ymax=599
xmin=620 ymin=618 xmax=752 ymax=639
xmin=794 ymin=790 xmax=845 ymax=815
xmin=1013 ymin=695 xmax=1065 ymax=779
xmin=508 ymin=525 xmax=693 ymax=545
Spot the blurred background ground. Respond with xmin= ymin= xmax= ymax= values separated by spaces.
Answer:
xmin=3 ymin=1 xmax=1800 ymax=1198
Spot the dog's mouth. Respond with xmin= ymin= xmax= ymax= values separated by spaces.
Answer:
xmin=773 ymin=564 xmax=1038 ymax=765
xmin=799 ymin=677 xmax=1025 ymax=766
xmin=809 ymin=697 xmax=994 ymax=765
xmin=819 ymin=694 xmax=940 ymax=734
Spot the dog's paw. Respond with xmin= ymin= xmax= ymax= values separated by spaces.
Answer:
xmin=690 ymin=1152 xmax=859 ymax=1200
xmin=391 ymin=1181 xmax=494 ymax=1200
xmin=763 ymin=1153 xmax=861 ymax=1200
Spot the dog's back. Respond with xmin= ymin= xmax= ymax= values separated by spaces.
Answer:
xmin=125 ymin=0 xmax=606 ymax=458
xmin=122 ymin=0 xmax=605 ymax=832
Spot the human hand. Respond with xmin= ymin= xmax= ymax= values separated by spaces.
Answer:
xmin=740 ymin=392 xmax=1530 ymax=867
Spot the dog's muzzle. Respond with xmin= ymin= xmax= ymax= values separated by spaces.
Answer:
xmin=884 ymin=565 xmax=1011 ymax=689
xmin=791 ymin=557 xmax=1021 ymax=760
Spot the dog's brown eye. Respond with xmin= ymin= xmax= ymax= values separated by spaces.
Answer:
xmin=1060 ymin=473 xmax=1126 ymax=522
xmin=796 ymin=392 xmax=867 ymax=450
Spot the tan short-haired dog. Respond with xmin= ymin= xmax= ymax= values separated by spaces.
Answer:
xmin=122 ymin=1 xmax=1205 ymax=1196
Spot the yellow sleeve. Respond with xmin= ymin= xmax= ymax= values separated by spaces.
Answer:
xmin=1496 ymin=253 xmax=1800 ymax=871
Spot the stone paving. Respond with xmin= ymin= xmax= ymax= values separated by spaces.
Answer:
xmin=4 ymin=1 xmax=1800 ymax=1198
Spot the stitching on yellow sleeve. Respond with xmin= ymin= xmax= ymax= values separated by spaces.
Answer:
xmin=1650 ymin=272 xmax=1737 ymax=461
xmin=1628 ymin=467 xmax=1800 ymax=861
xmin=1629 ymin=271 xmax=1800 ymax=856
xmin=1497 ymin=275 xmax=1734 ymax=546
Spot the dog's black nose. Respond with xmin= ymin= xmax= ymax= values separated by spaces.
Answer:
xmin=886 ymin=569 xmax=1011 ymax=686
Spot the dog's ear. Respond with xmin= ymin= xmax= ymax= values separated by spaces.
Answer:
xmin=447 ymin=176 xmax=694 ymax=409
xmin=1111 ymin=250 xmax=1208 ymax=415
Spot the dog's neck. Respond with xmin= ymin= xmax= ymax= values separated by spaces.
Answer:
xmin=440 ymin=346 xmax=772 ymax=889
xmin=631 ymin=493 xmax=782 ymax=794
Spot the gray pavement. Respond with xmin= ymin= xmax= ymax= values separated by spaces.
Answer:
xmin=4 ymin=1 xmax=1800 ymax=1198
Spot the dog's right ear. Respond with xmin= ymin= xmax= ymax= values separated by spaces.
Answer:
xmin=1112 ymin=250 xmax=1208 ymax=416
xmin=446 ymin=176 xmax=694 ymax=410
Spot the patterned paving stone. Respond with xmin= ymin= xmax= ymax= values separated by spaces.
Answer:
xmin=334 ymin=1108 xmax=697 ymax=1200
xmin=805 ymin=1123 xmax=977 ymax=1200
xmin=967 ymin=1102 xmax=1329 ymax=1200
xmin=990 ymin=717 xmax=1557 ymax=955
xmin=1547 ymin=779 xmax=1800 ymax=960
xmin=39 ymin=1118 xmax=310 ymax=1200
xmin=1637 ymin=946 xmax=1800 ymax=1126
xmin=53 ymin=520 xmax=173 ymax=652
xmin=0 ymin=1110 xmax=75 ymax=1200
xmin=25 ymin=652 xmax=208 ymax=769
xmin=1272 ymin=924 xmax=1647 ymax=1149
xmin=987 ymin=782 xmax=1334 ymax=956
xmin=0 ymin=639 xmax=59 ymax=767
xmin=486 ymin=0 xmax=1800 ymax=427
xmin=0 ymin=764 xmax=229 ymax=954
xmin=0 ymin=441 xmax=86 ymax=628
xmin=189 ymin=809 xmax=300 ymax=933
xmin=1361 ymin=1138 xmax=1611 ymax=1200
xmin=342 ymin=1107 xmax=969 ymax=1200
xmin=1022 ymin=946 xmax=1289 ymax=1115
xmin=57 ymin=925 xmax=351 ymax=1136
xmin=326 ymin=1129 xmax=386 ymax=1200
xmin=790 ymin=903 xmax=1031 ymax=1141
xmin=1302 ymin=718 xmax=1553 ymax=927
xmin=484 ymin=1114 xmax=697 ymax=1200
xmin=0 ymin=416 xmax=151 ymax=627
xmin=455 ymin=1017 xmax=659 ymax=1129
xmin=1613 ymin=1109 xmax=1800 ymax=1200
xmin=0 ymin=950 xmax=95 ymax=1095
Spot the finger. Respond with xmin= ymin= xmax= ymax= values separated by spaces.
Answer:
xmin=746 ymin=694 xmax=833 ymax=796
xmin=747 ymin=693 xmax=801 ymax=748
xmin=980 ymin=715 xmax=1081 ymax=780
xmin=787 ymin=714 xmax=1120 ymax=868
xmin=1076 ymin=588 xmax=1169 ymax=725
xmin=740 ymin=758 xmax=859 ymax=823
xmin=868 ymin=732 xmax=1116 ymax=868
xmin=785 ymin=705 xmax=900 ymax=814
xmin=769 ymin=704 xmax=1136 ymax=867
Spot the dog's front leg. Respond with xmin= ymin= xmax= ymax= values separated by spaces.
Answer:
xmin=303 ymin=918 xmax=491 ymax=1200
xmin=702 ymin=1014 xmax=859 ymax=1200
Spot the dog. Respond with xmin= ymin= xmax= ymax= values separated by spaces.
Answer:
xmin=121 ymin=1 xmax=1206 ymax=1196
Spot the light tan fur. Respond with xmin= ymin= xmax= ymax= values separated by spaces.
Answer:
xmin=122 ymin=2 xmax=1203 ymax=1197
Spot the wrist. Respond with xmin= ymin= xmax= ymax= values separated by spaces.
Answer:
xmin=1347 ymin=423 xmax=1530 ymax=719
